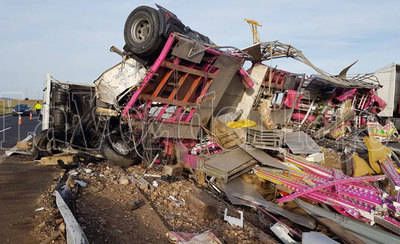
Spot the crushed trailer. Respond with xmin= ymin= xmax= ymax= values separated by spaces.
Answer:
xmin=33 ymin=4 xmax=400 ymax=243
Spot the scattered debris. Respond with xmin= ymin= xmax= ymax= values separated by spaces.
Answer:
xmin=130 ymin=199 xmax=145 ymax=210
xmin=118 ymin=175 xmax=130 ymax=185
xmin=270 ymin=222 xmax=297 ymax=244
xmin=223 ymin=208 xmax=244 ymax=228
xmin=5 ymin=135 xmax=33 ymax=156
xmin=302 ymin=232 xmax=339 ymax=244
xmin=38 ymin=154 xmax=75 ymax=166
xmin=19 ymin=3 xmax=400 ymax=243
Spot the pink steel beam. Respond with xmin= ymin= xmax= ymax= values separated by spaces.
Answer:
xmin=122 ymin=34 xmax=176 ymax=117
xmin=255 ymin=169 xmax=374 ymax=213
xmin=239 ymin=68 xmax=254 ymax=88
xmin=381 ymin=158 xmax=400 ymax=191
xmin=277 ymin=175 xmax=385 ymax=203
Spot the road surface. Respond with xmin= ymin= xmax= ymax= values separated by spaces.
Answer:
xmin=0 ymin=114 xmax=41 ymax=149
xmin=0 ymin=153 xmax=62 ymax=243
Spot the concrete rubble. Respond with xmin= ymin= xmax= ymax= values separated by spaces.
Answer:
xmin=21 ymin=4 xmax=400 ymax=243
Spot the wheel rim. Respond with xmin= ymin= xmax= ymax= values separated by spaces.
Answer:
xmin=131 ymin=17 xmax=152 ymax=43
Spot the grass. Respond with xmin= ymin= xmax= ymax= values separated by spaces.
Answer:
xmin=0 ymin=99 xmax=40 ymax=115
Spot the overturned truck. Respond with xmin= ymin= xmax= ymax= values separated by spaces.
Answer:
xmin=34 ymin=5 xmax=253 ymax=166
xmin=35 ymin=5 xmax=400 ymax=238
xmin=35 ymin=5 xmax=385 ymax=169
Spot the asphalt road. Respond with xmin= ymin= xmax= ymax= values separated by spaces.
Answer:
xmin=0 ymin=154 xmax=62 ymax=243
xmin=0 ymin=114 xmax=41 ymax=149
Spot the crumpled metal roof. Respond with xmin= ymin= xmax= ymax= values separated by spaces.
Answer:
xmin=244 ymin=40 xmax=381 ymax=89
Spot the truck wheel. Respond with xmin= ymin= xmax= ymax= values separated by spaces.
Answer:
xmin=32 ymin=130 xmax=52 ymax=160
xmin=101 ymin=140 xmax=138 ymax=168
xmin=124 ymin=6 xmax=163 ymax=58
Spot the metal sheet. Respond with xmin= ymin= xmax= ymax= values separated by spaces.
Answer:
xmin=54 ymin=191 xmax=88 ymax=244
xmin=221 ymin=177 xmax=266 ymax=206
xmin=203 ymin=148 xmax=256 ymax=182
xmin=239 ymin=144 xmax=288 ymax=170
xmin=302 ymin=232 xmax=339 ymax=244
xmin=296 ymin=199 xmax=400 ymax=244
xmin=233 ymin=192 xmax=316 ymax=229
xmin=94 ymin=58 xmax=147 ymax=105
xmin=375 ymin=64 xmax=399 ymax=117
xmin=171 ymin=38 xmax=205 ymax=64
xmin=198 ymin=54 xmax=243 ymax=125
xmin=204 ymin=148 xmax=253 ymax=171
xmin=284 ymin=131 xmax=320 ymax=154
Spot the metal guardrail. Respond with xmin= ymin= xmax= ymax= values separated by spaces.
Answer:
xmin=54 ymin=191 xmax=88 ymax=244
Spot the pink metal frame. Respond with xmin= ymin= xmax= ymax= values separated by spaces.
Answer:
xmin=255 ymin=154 xmax=400 ymax=231
xmin=122 ymin=33 xmax=254 ymax=121
xmin=122 ymin=33 xmax=176 ymax=117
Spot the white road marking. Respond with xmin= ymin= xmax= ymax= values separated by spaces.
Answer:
xmin=0 ymin=127 xmax=11 ymax=133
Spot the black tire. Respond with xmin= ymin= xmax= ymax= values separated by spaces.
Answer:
xmin=32 ymin=130 xmax=52 ymax=160
xmin=101 ymin=141 xmax=137 ymax=168
xmin=123 ymin=6 xmax=164 ymax=58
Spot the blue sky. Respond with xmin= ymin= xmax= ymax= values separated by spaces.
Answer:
xmin=0 ymin=0 xmax=399 ymax=99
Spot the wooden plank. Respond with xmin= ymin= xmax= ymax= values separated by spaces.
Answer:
xmin=39 ymin=154 xmax=75 ymax=166
xmin=168 ymin=73 xmax=189 ymax=99
xmin=185 ymin=79 xmax=214 ymax=122
xmin=162 ymin=61 xmax=217 ymax=79
xmin=152 ymin=69 xmax=174 ymax=96
xmin=155 ymin=73 xmax=190 ymax=121
xmin=183 ymin=77 xmax=202 ymax=102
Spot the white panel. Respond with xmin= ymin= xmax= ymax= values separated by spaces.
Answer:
xmin=94 ymin=58 xmax=147 ymax=105
xmin=376 ymin=64 xmax=396 ymax=117
xmin=237 ymin=64 xmax=268 ymax=119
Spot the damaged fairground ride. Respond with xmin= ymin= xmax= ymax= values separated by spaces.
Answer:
xmin=32 ymin=4 xmax=400 ymax=242
xmin=34 ymin=4 xmax=252 ymax=167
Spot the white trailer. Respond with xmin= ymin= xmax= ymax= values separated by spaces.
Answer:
xmin=375 ymin=64 xmax=400 ymax=119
